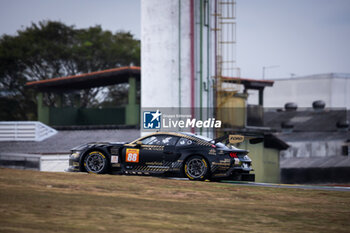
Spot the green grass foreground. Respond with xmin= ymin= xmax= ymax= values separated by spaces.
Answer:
xmin=0 ymin=168 xmax=349 ymax=233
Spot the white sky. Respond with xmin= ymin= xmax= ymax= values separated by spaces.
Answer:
xmin=237 ymin=0 xmax=350 ymax=79
xmin=0 ymin=0 xmax=349 ymax=80
xmin=0 ymin=0 xmax=141 ymax=38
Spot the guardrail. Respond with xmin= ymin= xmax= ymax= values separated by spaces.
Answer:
xmin=0 ymin=121 xmax=57 ymax=141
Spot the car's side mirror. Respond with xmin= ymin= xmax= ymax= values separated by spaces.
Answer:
xmin=136 ymin=141 xmax=143 ymax=147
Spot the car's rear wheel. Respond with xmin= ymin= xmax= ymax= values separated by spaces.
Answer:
xmin=84 ymin=151 xmax=109 ymax=174
xmin=184 ymin=155 xmax=210 ymax=181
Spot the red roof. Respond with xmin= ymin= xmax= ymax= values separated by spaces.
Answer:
xmin=26 ymin=66 xmax=140 ymax=86
xmin=25 ymin=66 xmax=141 ymax=91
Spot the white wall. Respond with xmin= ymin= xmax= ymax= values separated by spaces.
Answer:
xmin=264 ymin=74 xmax=350 ymax=109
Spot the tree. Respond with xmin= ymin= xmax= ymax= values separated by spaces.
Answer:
xmin=0 ymin=21 xmax=140 ymax=120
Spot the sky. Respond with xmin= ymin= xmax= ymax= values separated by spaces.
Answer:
xmin=0 ymin=0 xmax=141 ymax=38
xmin=236 ymin=0 xmax=350 ymax=79
xmin=0 ymin=0 xmax=349 ymax=80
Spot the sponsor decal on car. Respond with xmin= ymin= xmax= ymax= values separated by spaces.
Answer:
xmin=126 ymin=148 xmax=139 ymax=163
xmin=208 ymin=148 xmax=217 ymax=155
xmin=142 ymin=145 xmax=164 ymax=151
xmin=229 ymin=135 xmax=244 ymax=144
xmin=111 ymin=156 xmax=119 ymax=163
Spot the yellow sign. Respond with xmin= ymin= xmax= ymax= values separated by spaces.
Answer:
xmin=229 ymin=135 xmax=244 ymax=144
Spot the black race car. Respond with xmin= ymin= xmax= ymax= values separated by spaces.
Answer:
xmin=68 ymin=132 xmax=254 ymax=181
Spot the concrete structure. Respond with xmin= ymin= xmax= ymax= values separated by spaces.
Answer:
xmin=0 ymin=153 xmax=69 ymax=172
xmin=264 ymin=73 xmax=350 ymax=109
xmin=141 ymin=0 xmax=239 ymax=138
xmin=141 ymin=0 xmax=192 ymax=109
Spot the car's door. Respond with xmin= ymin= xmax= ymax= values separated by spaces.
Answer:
xmin=122 ymin=135 xmax=163 ymax=166
xmin=138 ymin=135 xmax=167 ymax=165
xmin=123 ymin=135 xmax=181 ymax=171
xmin=161 ymin=136 xmax=182 ymax=165
xmin=140 ymin=135 xmax=181 ymax=163
xmin=158 ymin=135 xmax=181 ymax=167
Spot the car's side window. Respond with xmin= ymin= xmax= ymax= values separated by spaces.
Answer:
xmin=176 ymin=138 xmax=193 ymax=146
xmin=161 ymin=136 xmax=178 ymax=146
xmin=141 ymin=136 xmax=159 ymax=145
xmin=141 ymin=135 xmax=178 ymax=146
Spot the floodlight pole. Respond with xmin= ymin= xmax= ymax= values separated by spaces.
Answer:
xmin=262 ymin=65 xmax=279 ymax=80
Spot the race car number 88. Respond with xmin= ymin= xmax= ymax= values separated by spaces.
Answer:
xmin=127 ymin=153 xmax=137 ymax=162
xmin=126 ymin=148 xmax=139 ymax=163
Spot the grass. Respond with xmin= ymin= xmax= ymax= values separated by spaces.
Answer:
xmin=0 ymin=168 xmax=349 ymax=233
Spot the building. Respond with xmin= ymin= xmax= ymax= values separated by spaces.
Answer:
xmin=25 ymin=66 xmax=140 ymax=127
xmin=264 ymin=102 xmax=350 ymax=183
xmin=264 ymin=73 xmax=350 ymax=109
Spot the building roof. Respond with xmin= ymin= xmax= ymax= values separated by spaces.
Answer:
xmin=280 ymin=155 xmax=350 ymax=169
xmin=221 ymin=76 xmax=274 ymax=89
xmin=264 ymin=108 xmax=348 ymax=132
xmin=25 ymin=66 xmax=140 ymax=92
xmin=272 ymin=73 xmax=350 ymax=81
xmin=277 ymin=131 xmax=350 ymax=142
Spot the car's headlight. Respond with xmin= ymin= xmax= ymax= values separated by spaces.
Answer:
xmin=70 ymin=151 xmax=80 ymax=159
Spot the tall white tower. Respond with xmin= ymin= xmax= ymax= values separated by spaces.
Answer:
xmin=141 ymin=0 xmax=238 ymax=136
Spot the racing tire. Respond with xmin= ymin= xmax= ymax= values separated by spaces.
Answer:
xmin=84 ymin=151 xmax=109 ymax=174
xmin=184 ymin=155 xmax=210 ymax=181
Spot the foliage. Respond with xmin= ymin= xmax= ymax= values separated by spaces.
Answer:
xmin=0 ymin=21 xmax=140 ymax=120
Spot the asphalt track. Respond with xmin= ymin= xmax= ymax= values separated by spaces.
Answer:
xmin=168 ymin=177 xmax=350 ymax=191
xmin=220 ymin=181 xmax=350 ymax=192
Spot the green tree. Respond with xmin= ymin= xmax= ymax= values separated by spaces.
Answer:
xmin=0 ymin=21 xmax=140 ymax=120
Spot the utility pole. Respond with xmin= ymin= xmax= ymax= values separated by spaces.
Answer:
xmin=262 ymin=65 xmax=279 ymax=80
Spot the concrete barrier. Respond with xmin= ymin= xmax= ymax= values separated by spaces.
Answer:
xmin=0 ymin=153 xmax=69 ymax=172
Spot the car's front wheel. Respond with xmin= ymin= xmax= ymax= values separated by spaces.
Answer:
xmin=184 ymin=156 xmax=210 ymax=181
xmin=84 ymin=151 xmax=109 ymax=174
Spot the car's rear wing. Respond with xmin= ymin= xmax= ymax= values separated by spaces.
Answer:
xmin=214 ymin=134 xmax=264 ymax=145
